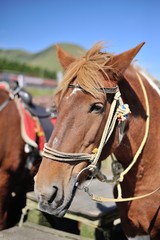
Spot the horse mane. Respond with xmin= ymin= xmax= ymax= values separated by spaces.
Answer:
xmin=56 ymin=42 xmax=116 ymax=98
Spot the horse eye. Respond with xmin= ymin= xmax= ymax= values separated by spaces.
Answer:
xmin=90 ymin=103 xmax=104 ymax=113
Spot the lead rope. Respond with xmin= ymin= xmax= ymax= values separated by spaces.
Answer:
xmin=90 ymin=72 xmax=160 ymax=202
xmin=115 ymin=72 xmax=150 ymax=198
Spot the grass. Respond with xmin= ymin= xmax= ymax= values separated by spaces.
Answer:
xmin=25 ymin=86 xmax=55 ymax=97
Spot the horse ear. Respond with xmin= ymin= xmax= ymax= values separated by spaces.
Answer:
xmin=109 ymin=42 xmax=145 ymax=75
xmin=55 ymin=45 xmax=76 ymax=70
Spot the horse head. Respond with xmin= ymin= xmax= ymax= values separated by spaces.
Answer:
xmin=34 ymin=42 xmax=144 ymax=217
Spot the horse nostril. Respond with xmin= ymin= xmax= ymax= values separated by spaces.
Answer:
xmin=48 ymin=186 xmax=58 ymax=203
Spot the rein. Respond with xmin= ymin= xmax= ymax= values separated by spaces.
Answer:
xmin=42 ymin=73 xmax=160 ymax=202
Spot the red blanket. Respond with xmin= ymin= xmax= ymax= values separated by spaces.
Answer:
xmin=0 ymin=81 xmax=46 ymax=153
xmin=15 ymin=98 xmax=45 ymax=153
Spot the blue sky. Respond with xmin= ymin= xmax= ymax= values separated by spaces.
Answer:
xmin=1 ymin=0 xmax=160 ymax=80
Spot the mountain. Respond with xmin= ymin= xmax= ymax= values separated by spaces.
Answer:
xmin=0 ymin=43 xmax=85 ymax=72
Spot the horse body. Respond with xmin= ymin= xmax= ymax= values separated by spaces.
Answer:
xmin=35 ymin=42 xmax=160 ymax=238
xmin=0 ymin=89 xmax=26 ymax=229
xmin=0 ymin=85 xmax=53 ymax=230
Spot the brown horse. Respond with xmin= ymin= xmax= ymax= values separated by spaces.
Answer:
xmin=0 ymin=85 xmax=27 ymax=229
xmin=34 ymin=42 xmax=160 ymax=239
xmin=0 ymin=84 xmax=45 ymax=229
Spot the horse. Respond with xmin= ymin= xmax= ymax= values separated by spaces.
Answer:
xmin=0 ymin=83 xmax=28 ymax=229
xmin=0 ymin=83 xmax=53 ymax=230
xmin=34 ymin=42 xmax=160 ymax=239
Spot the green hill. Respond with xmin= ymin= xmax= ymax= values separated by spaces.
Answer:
xmin=0 ymin=49 xmax=32 ymax=62
xmin=0 ymin=43 xmax=85 ymax=72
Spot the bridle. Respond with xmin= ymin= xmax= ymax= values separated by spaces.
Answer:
xmin=0 ymin=84 xmax=22 ymax=111
xmin=42 ymin=81 xmax=131 ymax=194
xmin=42 ymin=73 xmax=160 ymax=202
xmin=42 ymin=84 xmax=126 ymax=165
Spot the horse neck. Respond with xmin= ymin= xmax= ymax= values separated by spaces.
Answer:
xmin=112 ymin=67 xmax=160 ymax=172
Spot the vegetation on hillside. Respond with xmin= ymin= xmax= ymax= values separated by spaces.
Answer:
xmin=0 ymin=59 xmax=56 ymax=79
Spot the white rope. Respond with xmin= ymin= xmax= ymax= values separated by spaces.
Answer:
xmin=115 ymin=72 xmax=150 ymax=198
xmin=91 ymin=186 xmax=160 ymax=202
xmin=90 ymin=90 xmax=121 ymax=166
xmin=89 ymin=72 xmax=157 ymax=202
xmin=42 ymin=143 xmax=95 ymax=162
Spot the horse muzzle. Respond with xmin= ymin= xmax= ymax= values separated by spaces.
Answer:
xmin=34 ymin=176 xmax=77 ymax=217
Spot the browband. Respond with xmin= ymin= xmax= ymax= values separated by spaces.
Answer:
xmin=69 ymin=84 xmax=118 ymax=94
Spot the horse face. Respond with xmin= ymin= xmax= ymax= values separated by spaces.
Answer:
xmin=34 ymin=86 xmax=109 ymax=217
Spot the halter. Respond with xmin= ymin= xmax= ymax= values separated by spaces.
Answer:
xmin=42 ymin=84 xmax=126 ymax=165
xmin=42 ymin=73 xmax=160 ymax=202
xmin=0 ymin=84 xmax=22 ymax=111
xmin=42 ymin=83 xmax=130 ymax=190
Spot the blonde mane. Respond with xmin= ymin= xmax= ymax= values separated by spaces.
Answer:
xmin=56 ymin=42 xmax=115 ymax=97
